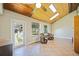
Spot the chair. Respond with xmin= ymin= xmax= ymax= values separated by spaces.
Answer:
xmin=40 ymin=33 xmax=48 ymax=44
xmin=47 ymin=33 xmax=54 ymax=40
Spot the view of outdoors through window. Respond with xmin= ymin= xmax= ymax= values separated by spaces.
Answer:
xmin=32 ymin=22 xmax=39 ymax=35
xmin=14 ymin=24 xmax=23 ymax=47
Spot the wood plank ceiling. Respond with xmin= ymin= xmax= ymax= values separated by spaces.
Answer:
xmin=3 ymin=3 xmax=33 ymax=17
xmin=3 ymin=3 xmax=79 ymax=24
xmin=31 ymin=3 xmax=69 ymax=23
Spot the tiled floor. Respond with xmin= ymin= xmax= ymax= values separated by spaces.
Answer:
xmin=14 ymin=38 xmax=79 ymax=56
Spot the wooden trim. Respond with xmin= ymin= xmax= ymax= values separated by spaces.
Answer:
xmin=74 ymin=16 xmax=79 ymax=54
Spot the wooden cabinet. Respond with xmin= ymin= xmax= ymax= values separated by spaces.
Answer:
xmin=74 ymin=16 xmax=79 ymax=53
xmin=0 ymin=44 xmax=13 ymax=56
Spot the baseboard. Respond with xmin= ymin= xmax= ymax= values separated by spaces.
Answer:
xmin=29 ymin=41 xmax=40 ymax=45
xmin=54 ymin=36 xmax=72 ymax=39
xmin=26 ymin=41 xmax=40 ymax=46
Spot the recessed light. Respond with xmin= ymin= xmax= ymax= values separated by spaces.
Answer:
xmin=36 ymin=3 xmax=41 ymax=8
xmin=49 ymin=4 xmax=57 ymax=13
xmin=50 ymin=13 xmax=59 ymax=20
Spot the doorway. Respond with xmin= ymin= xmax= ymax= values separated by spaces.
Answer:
xmin=11 ymin=19 xmax=26 ymax=48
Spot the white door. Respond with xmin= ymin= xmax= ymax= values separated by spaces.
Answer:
xmin=11 ymin=19 xmax=26 ymax=48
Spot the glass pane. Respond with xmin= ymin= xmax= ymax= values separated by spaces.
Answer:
xmin=32 ymin=22 xmax=39 ymax=35
xmin=14 ymin=24 xmax=24 ymax=47
xmin=44 ymin=25 xmax=48 ymax=33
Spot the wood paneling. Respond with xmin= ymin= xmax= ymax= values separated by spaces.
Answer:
xmin=3 ymin=3 xmax=78 ymax=24
xmin=74 ymin=16 xmax=79 ymax=54
xmin=69 ymin=3 xmax=79 ymax=13
xmin=32 ymin=3 xmax=69 ymax=23
xmin=3 ymin=3 xmax=69 ymax=24
xmin=3 ymin=3 xmax=33 ymax=17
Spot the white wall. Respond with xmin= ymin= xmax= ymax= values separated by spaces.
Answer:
xmin=0 ymin=3 xmax=3 ymax=15
xmin=52 ymin=11 xmax=76 ymax=39
xmin=0 ymin=9 xmax=52 ymax=45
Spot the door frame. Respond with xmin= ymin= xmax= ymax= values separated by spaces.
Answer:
xmin=11 ymin=19 xmax=26 ymax=48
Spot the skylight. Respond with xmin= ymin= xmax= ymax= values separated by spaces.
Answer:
xmin=50 ymin=13 xmax=59 ymax=20
xmin=49 ymin=4 xmax=57 ymax=13
xmin=36 ymin=3 xmax=41 ymax=8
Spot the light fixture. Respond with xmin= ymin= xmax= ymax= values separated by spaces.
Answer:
xmin=36 ymin=3 xmax=41 ymax=8
xmin=50 ymin=13 xmax=59 ymax=20
xmin=49 ymin=4 xmax=57 ymax=13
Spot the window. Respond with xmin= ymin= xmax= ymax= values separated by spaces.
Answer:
xmin=32 ymin=22 xmax=39 ymax=35
xmin=44 ymin=25 xmax=48 ymax=33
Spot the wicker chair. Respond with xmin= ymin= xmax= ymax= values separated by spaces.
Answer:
xmin=40 ymin=33 xmax=48 ymax=44
xmin=47 ymin=33 xmax=54 ymax=40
